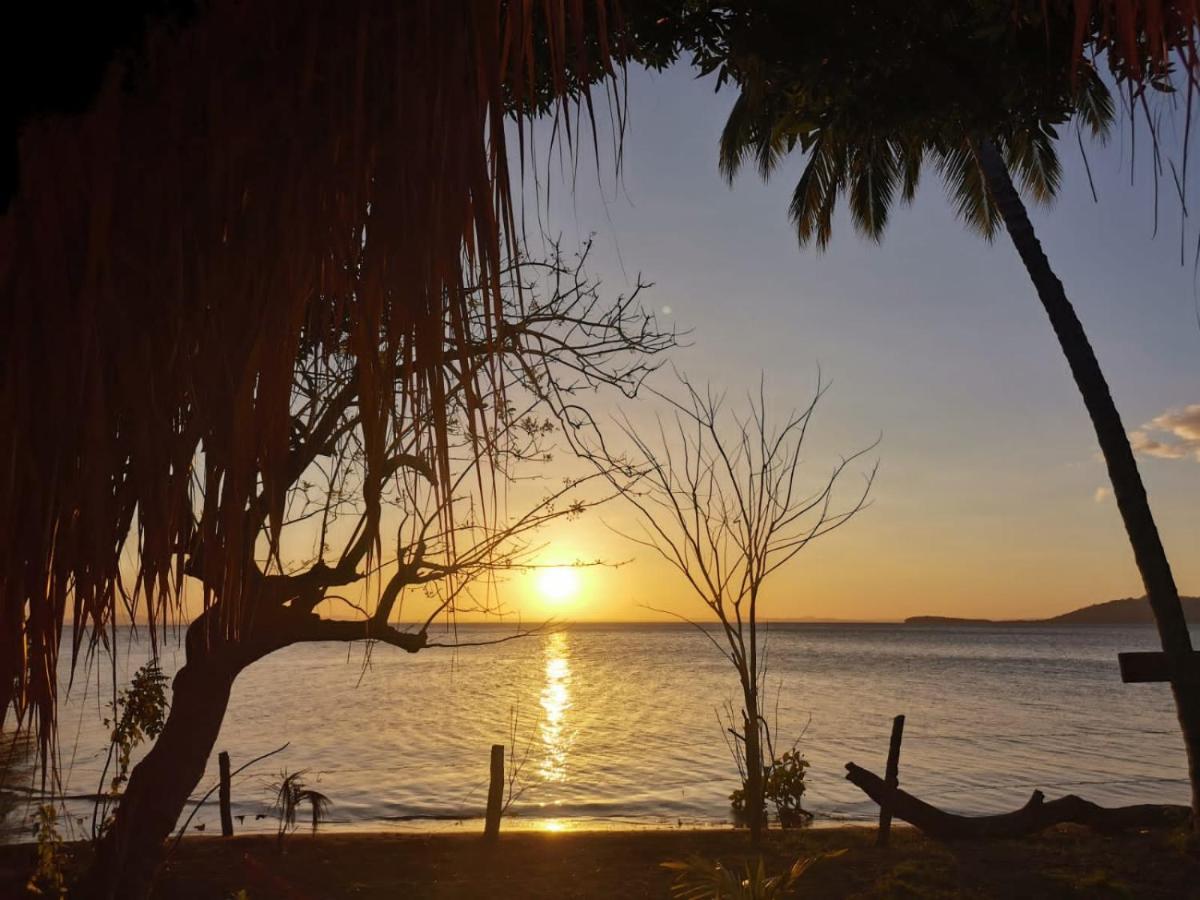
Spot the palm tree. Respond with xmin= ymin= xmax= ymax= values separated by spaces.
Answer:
xmin=646 ymin=2 xmax=1200 ymax=823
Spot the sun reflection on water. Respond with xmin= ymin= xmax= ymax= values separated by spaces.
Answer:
xmin=538 ymin=632 xmax=573 ymax=783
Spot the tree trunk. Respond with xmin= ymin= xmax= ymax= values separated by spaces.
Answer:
xmin=978 ymin=139 xmax=1200 ymax=827
xmin=743 ymin=698 xmax=765 ymax=844
xmin=846 ymin=762 xmax=1190 ymax=839
xmin=78 ymin=650 xmax=241 ymax=899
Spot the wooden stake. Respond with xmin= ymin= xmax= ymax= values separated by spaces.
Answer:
xmin=218 ymin=751 xmax=234 ymax=837
xmin=877 ymin=715 xmax=905 ymax=846
xmin=484 ymin=744 xmax=504 ymax=840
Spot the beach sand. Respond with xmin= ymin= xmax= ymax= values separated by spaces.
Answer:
xmin=2 ymin=824 xmax=1198 ymax=898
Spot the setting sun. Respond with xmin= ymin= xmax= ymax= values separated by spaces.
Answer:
xmin=537 ymin=567 xmax=581 ymax=605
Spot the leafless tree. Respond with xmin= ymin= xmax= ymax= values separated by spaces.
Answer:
xmin=83 ymin=243 xmax=674 ymax=897
xmin=572 ymin=373 xmax=876 ymax=843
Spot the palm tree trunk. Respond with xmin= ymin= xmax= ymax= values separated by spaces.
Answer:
xmin=977 ymin=139 xmax=1200 ymax=827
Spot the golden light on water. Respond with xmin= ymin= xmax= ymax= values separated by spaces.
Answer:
xmin=538 ymin=632 xmax=573 ymax=783
xmin=536 ymin=566 xmax=581 ymax=605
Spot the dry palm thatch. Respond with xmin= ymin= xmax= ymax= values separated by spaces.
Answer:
xmin=1071 ymin=0 xmax=1200 ymax=80
xmin=0 ymin=0 xmax=621 ymax=767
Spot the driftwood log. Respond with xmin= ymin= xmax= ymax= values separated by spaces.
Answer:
xmin=846 ymin=763 xmax=1189 ymax=839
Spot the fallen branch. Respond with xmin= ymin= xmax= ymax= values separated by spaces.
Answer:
xmin=845 ymin=762 xmax=1189 ymax=839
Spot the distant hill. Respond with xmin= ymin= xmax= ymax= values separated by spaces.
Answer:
xmin=905 ymin=596 xmax=1200 ymax=626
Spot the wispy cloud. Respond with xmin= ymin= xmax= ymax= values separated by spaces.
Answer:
xmin=1129 ymin=404 xmax=1200 ymax=462
xmin=1093 ymin=485 xmax=1111 ymax=503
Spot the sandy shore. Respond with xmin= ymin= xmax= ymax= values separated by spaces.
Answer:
xmin=2 ymin=824 xmax=1198 ymax=898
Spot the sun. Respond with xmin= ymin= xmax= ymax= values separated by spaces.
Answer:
xmin=537 ymin=566 xmax=581 ymax=605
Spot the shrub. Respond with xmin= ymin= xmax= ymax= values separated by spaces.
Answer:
xmin=729 ymin=749 xmax=811 ymax=829
xmin=269 ymin=769 xmax=331 ymax=850
xmin=26 ymin=804 xmax=66 ymax=899
xmin=662 ymin=850 xmax=845 ymax=899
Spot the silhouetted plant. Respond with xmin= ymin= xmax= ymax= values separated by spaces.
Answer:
xmin=501 ymin=705 xmax=535 ymax=818
xmin=76 ymin=242 xmax=672 ymax=894
xmin=92 ymin=662 xmax=169 ymax=840
xmin=729 ymin=749 xmax=811 ymax=829
xmin=765 ymin=750 xmax=812 ymax=829
xmin=662 ymin=850 xmax=845 ymax=899
xmin=26 ymin=804 xmax=66 ymax=899
xmin=269 ymin=770 xmax=331 ymax=850
xmin=575 ymin=372 xmax=875 ymax=843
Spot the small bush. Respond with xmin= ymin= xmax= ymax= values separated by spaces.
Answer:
xmin=94 ymin=662 xmax=169 ymax=839
xmin=729 ymin=749 xmax=811 ymax=829
xmin=26 ymin=804 xmax=66 ymax=899
xmin=269 ymin=769 xmax=331 ymax=851
xmin=662 ymin=850 xmax=845 ymax=899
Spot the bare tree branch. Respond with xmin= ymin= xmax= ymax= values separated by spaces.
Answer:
xmin=567 ymin=370 xmax=876 ymax=841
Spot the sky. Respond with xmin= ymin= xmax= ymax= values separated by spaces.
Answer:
xmin=489 ymin=62 xmax=1200 ymax=624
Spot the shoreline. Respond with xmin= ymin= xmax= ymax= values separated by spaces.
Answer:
xmin=3 ymin=823 xmax=1196 ymax=898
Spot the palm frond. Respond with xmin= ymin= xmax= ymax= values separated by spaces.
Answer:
xmin=848 ymin=139 xmax=902 ymax=241
xmin=719 ymin=90 xmax=761 ymax=183
xmin=934 ymin=141 xmax=1002 ymax=239
xmin=788 ymin=137 xmax=848 ymax=249
xmin=662 ymin=851 xmax=846 ymax=900
xmin=1003 ymin=129 xmax=1063 ymax=204
xmin=897 ymin=137 xmax=925 ymax=204
xmin=1073 ymin=64 xmax=1116 ymax=140
xmin=298 ymin=789 xmax=332 ymax=833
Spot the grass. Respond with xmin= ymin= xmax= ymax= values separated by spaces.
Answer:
xmin=1 ymin=824 xmax=1198 ymax=898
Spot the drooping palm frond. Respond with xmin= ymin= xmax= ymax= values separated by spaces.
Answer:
xmin=933 ymin=142 xmax=1003 ymax=240
xmin=300 ymin=789 xmax=332 ymax=834
xmin=1073 ymin=64 xmax=1117 ymax=140
xmin=787 ymin=136 xmax=847 ymax=249
xmin=0 ymin=0 xmax=621 ymax=770
xmin=1072 ymin=0 xmax=1200 ymax=82
xmin=847 ymin=139 xmax=902 ymax=242
xmin=693 ymin=2 xmax=1186 ymax=254
xmin=1002 ymin=128 xmax=1063 ymax=205
xmin=717 ymin=73 xmax=798 ymax=184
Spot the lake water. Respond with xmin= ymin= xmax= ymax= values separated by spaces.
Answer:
xmin=5 ymin=622 xmax=1195 ymax=839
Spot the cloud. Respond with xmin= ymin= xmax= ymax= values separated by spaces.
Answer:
xmin=1093 ymin=486 xmax=1111 ymax=503
xmin=1150 ymin=404 xmax=1200 ymax=442
xmin=1129 ymin=404 xmax=1200 ymax=462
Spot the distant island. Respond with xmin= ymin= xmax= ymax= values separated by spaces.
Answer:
xmin=906 ymin=595 xmax=1200 ymax=626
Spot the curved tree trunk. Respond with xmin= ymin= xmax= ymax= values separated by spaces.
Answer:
xmin=77 ymin=604 xmax=427 ymax=897
xmin=978 ymin=139 xmax=1200 ymax=827
xmin=78 ymin=651 xmax=240 ymax=900
xmin=76 ymin=607 xmax=274 ymax=900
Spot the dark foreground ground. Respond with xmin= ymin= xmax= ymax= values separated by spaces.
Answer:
xmin=2 ymin=824 xmax=1199 ymax=898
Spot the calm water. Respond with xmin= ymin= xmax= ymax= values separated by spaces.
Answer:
xmin=8 ymin=622 xmax=1196 ymax=839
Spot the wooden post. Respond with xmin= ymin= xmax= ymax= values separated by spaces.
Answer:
xmin=877 ymin=715 xmax=905 ymax=847
xmin=218 ymin=751 xmax=234 ymax=837
xmin=484 ymin=744 xmax=504 ymax=840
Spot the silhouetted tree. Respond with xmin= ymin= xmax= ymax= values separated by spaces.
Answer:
xmin=1 ymin=0 xmax=621 ymax=799
xmin=575 ymin=374 xmax=874 ymax=843
xmin=79 ymin=249 xmax=672 ymax=898
xmin=631 ymin=0 xmax=1200 ymax=826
